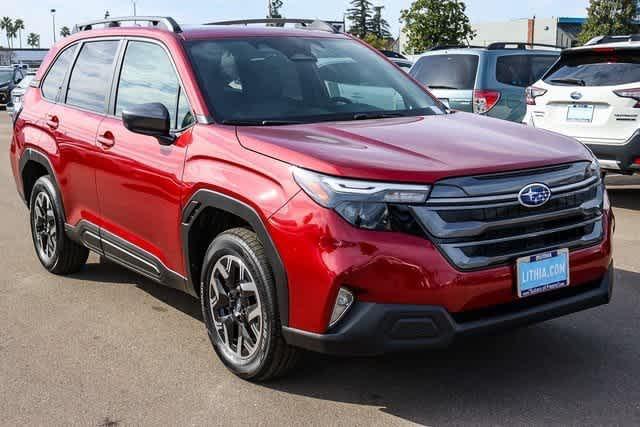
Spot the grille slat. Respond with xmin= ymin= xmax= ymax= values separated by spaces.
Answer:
xmin=412 ymin=163 xmax=605 ymax=270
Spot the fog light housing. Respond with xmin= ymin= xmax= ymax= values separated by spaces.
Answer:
xmin=329 ymin=287 xmax=354 ymax=328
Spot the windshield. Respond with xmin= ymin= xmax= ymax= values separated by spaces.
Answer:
xmin=0 ymin=70 xmax=12 ymax=84
xmin=410 ymin=54 xmax=479 ymax=90
xmin=186 ymin=37 xmax=443 ymax=124
xmin=544 ymin=51 xmax=640 ymax=86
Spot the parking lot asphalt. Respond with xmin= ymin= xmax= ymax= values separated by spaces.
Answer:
xmin=0 ymin=111 xmax=639 ymax=426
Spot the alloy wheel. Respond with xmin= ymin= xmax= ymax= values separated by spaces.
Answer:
xmin=209 ymin=255 xmax=263 ymax=359
xmin=33 ymin=191 xmax=57 ymax=264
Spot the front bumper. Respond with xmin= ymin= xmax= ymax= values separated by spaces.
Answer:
xmin=282 ymin=264 xmax=614 ymax=356
xmin=587 ymin=131 xmax=640 ymax=174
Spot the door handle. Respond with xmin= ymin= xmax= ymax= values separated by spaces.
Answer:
xmin=45 ymin=115 xmax=59 ymax=130
xmin=97 ymin=131 xmax=115 ymax=148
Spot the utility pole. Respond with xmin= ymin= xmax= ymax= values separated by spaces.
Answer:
xmin=132 ymin=1 xmax=137 ymax=16
xmin=267 ymin=0 xmax=272 ymax=18
xmin=51 ymin=9 xmax=56 ymax=44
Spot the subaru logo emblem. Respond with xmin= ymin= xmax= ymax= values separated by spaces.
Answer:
xmin=518 ymin=183 xmax=552 ymax=208
xmin=571 ymin=92 xmax=582 ymax=100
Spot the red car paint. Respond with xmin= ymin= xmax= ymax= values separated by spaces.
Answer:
xmin=10 ymin=25 xmax=613 ymax=339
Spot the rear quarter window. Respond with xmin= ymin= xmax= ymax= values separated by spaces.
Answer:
xmin=544 ymin=50 xmax=640 ymax=86
xmin=495 ymin=54 xmax=558 ymax=87
xmin=411 ymin=54 xmax=479 ymax=90
xmin=41 ymin=45 xmax=77 ymax=101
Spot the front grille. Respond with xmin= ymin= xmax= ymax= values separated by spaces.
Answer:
xmin=410 ymin=162 xmax=605 ymax=270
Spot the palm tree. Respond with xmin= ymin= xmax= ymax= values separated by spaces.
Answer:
xmin=14 ymin=19 xmax=24 ymax=48
xmin=7 ymin=23 xmax=19 ymax=49
xmin=0 ymin=17 xmax=13 ymax=48
xmin=27 ymin=32 xmax=40 ymax=48
xmin=60 ymin=26 xmax=71 ymax=38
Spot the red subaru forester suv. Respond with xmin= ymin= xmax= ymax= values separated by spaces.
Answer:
xmin=10 ymin=17 xmax=613 ymax=381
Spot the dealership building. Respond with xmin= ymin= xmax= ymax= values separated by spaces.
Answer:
xmin=0 ymin=48 xmax=49 ymax=68
xmin=398 ymin=16 xmax=586 ymax=55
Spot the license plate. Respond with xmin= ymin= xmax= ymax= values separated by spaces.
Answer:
xmin=567 ymin=104 xmax=594 ymax=122
xmin=439 ymin=98 xmax=450 ymax=108
xmin=517 ymin=249 xmax=570 ymax=298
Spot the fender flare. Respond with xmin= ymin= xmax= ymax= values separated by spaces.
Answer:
xmin=18 ymin=148 xmax=66 ymax=221
xmin=181 ymin=189 xmax=289 ymax=326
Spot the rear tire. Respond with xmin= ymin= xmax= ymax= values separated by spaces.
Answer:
xmin=200 ymin=228 xmax=299 ymax=381
xmin=29 ymin=176 xmax=89 ymax=274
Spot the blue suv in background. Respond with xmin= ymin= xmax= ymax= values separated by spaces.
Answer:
xmin=410 ymin=43 xmax=560 ymax=122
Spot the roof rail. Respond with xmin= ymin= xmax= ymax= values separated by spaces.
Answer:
xmin=379 ymin=49 xmax=407 ymax=59
xmin=486 ymin=42 xmax=562 ymax=50
xmin=584 ymin=34 xmax=640 ymax=45
xmin=73 ymin=16 xmax=182 ymax=34
xmin=428 ymin=44 xmax=485 ymax=51
xmin=204 ymin=18 xmax=340 ymax=34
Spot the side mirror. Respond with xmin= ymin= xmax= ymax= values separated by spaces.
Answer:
xmin=122 ymin=102 xmax=176 ymax=146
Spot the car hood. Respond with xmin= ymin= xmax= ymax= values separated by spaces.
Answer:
xmin=235 ymin=112 xmax=593 ymax=183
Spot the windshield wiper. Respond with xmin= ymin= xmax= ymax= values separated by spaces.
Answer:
xmin=550 ymin=78 xmax=586 ymax=86
xmin=221 ymin=119 xmax=304 ymax=126
xmin=352 ymin=112 xmax=407 ymax=120
xmin=426 ymin=85 xmax=460 ymax=90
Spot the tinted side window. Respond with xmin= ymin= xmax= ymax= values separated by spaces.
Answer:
xmin=66 ymin=41 xmax=119 ymax=112
xmin=116 ymin=41 xmax=180 ymax=127
xmin=544 ymin=51 xmax=640 ymax=86
xmin=411 ymin=55 xmax=479 ymax=90
xmin=496 ymin=55 xmax=557 ymax=87
xmin=41 ymin=45 xmax=77 ymax=101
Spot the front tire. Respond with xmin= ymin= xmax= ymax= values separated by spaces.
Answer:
xmin=200 ymin=228 xmax=298 ymax=381
xmin=29 ymin=176 xmax=89 ymax=274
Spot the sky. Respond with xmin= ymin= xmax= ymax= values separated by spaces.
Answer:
xmin=1 ymin=0 xmax=591 ymax=48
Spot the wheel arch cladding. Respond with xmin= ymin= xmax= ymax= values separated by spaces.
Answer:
xmin=19 ymin=148 xmax=64 ymax=218
xmin=182 ymin=190 xmax=289 ymax=326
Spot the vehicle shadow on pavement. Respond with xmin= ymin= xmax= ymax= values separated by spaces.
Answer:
xmin=68 ymin=257 xmax=203 ymax=321
xmin=66 ymin=254 xmax=640 ymax=424
xmin=261 ymin=268 xmax=640 ymax=425
xmin=608 ymin=187 xmax=640 ymax=210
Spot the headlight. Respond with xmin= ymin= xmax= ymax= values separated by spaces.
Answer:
xmin=293 ymin=167 xmax=431 ymax=230
xmin=587 ymin=159 xmax=602 ymax=179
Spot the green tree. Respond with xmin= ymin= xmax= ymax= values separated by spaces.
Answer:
xmin=0 ymin=17 xmax=13 ymax=48
xmin=267 ymin=0 xmax=284 ymax=27
xmin=363 ymin=33 xmax=391 ymax=49
xmin=371 ymin=6 xmax=391 ymax=40
xmin=267 ymin=0 xmax=283 ymax=19
xmin=578 ymin=0 xmax=639 ymax=44
xmin=400 ymin=0 xmax=475 ymax=53
xmin=14 ymin=18 xmax=24 ymax=48
xmin=60 ymin=26 xmax=71 ymax=38
xmin=347 ymin=0 xmax=374 ymax=39
xmin=7 ymin=23 xmax=18 ymax=48
xmin=27 ymin=32 xmax=39 ymax=48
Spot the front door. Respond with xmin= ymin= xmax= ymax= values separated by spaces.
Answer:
xmin=94 ymin=40 xmax=195 ymax=278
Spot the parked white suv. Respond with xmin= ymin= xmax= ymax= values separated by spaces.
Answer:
xmin=523 ymin=35 xmax=640 ymax=174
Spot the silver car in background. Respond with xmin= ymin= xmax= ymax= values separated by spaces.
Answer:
xmin=7 ymin=72 xmax=35 ymax=115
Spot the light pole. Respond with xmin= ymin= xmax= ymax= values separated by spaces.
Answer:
xmin=51 ymin=9 xmax=56 ymax=44
xmin=132 ymin=1 xmax=137 ymax=16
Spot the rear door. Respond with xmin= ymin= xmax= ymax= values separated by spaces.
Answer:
xmin=492 ymin=53 xmax=558 ymax=121
xmin=410 ymin=53 xmax=479 ymax=112
xmin=534 ymin=49 xmax=640 ymax=144
xmin=43 ymin=40 xmax=120 ymax=226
